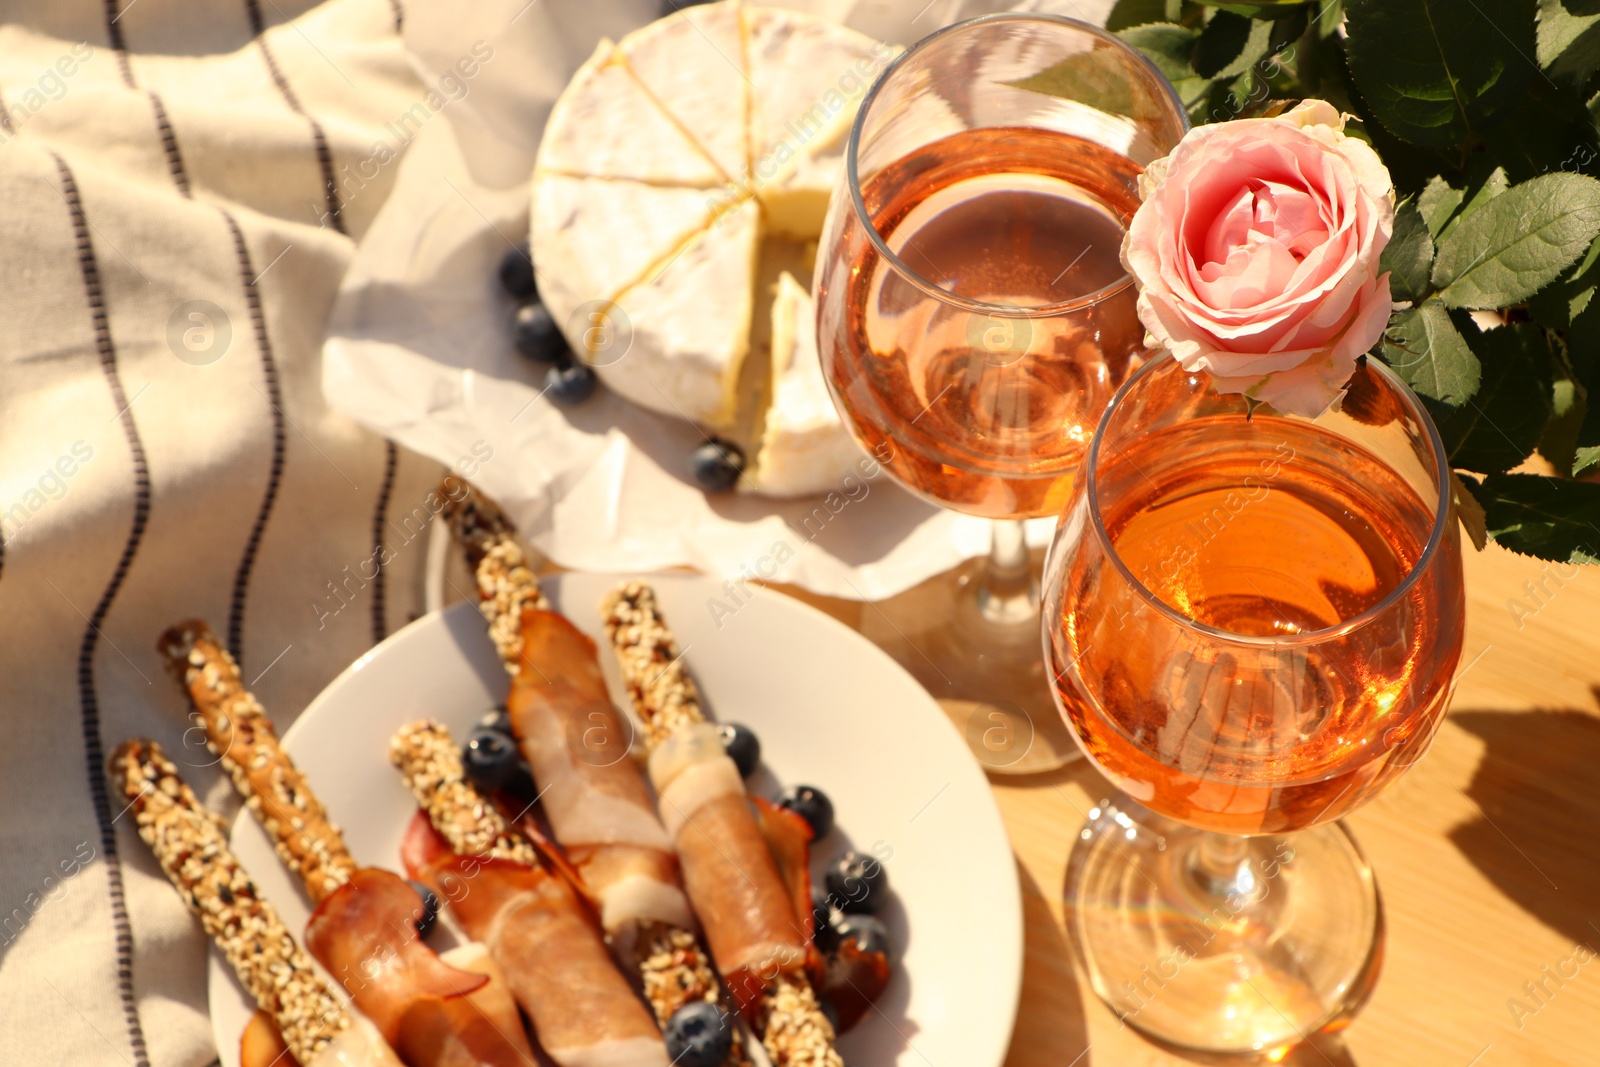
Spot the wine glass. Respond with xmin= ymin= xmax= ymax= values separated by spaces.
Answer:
xmin=1042 ymin=353 xmax=1466 ymax=1054
xmin=815 ymin=14 xmax=1189 ymax=773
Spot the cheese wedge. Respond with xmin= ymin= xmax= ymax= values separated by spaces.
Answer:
xmin=531 ymin=2 xmax=892 ymax=493
xmin=602 ymin=200 xmax=761 ymax=428
xmin=622 ymin=1 xmax=750 ymax=182
xmin=536 ymin=40 xmax=725 ymax=185
xmin=532 ymin=176 xmax=721 ymax=356
xmin=745 ymin=7 xmax=890 ymax=237
xmin=742 ymin=271 xmax=866 ymax=497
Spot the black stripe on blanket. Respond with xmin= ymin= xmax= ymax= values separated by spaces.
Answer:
xmin=222 ymin=210 xmax=289 ymax=663
xmin=371 ymin=441 xmax=398 ymax=643
xmin=52 ymin=149 xmax=153 ymax=1067
xmin=103 ymin=0 xmax=136 ymax=88
xmin=128 ymin=62 xmax=293 ymax=676
xmin=243 ymin=0 xmax=347 ymax=235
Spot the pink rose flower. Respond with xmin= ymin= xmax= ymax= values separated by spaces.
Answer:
xmin=1121 ymin=99 xmax=1396 ymax=416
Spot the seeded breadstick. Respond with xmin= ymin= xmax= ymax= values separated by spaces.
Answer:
xmin=599 ymin=583 xmax=706 ymax=747
xmin=441 ymin=477 xmax=549 ymax=670
xmin=602 ymin=582 xmax=843 ymax=1067
xmin=389 ymin=720 xmax=536 ymax=866
xmin=111 ymin=739 xmax=351 ymax=1064
xmin=441 ymin=482 xmax=751 ymax=1064
xmin=158 ymin=621 xmax=356 ymax=903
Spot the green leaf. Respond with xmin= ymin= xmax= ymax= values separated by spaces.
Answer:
xmin=1527 ymin=233 xmax=1600 ymax=329
xmin=1539 ymin=368 xmax=1585 ymax=473
xmin=1418 ymin=175 xmax=1467 ymax=237
xmin=1380 ymin=301 xmax=1483 ymax=404
xmin=1119 ymin=22 xmax=1203 ymax=81
xmin=1435 ymin=165 xmax=1509 ymax=245
xmin=1106 ymin=0 xmax=1175 ymax=30
xmin=1484 ymin=74 xmax=1600 ymax=183
xmin=1473 ymin=473 xmax=1600 ymax=563
xmin=1004 ymin=50 xmax=1144 ymax=117
xmin=1430 ymin=322 xmax=1554 ymax=473
xmin=1433 ymin=173 xmax=1600 ymax=309
xmin=1315 ymin=0 xmax=1346 ymax=37
xmin=1383 ymin=197 xmax=1437 ymax=304
xmin=1212 ymin=0 xmax=1310 ymax=16
xmin=1194 ymin=11 xmax=1274 ymax=79
xmin=1537 ymin=0 xmax=1600 ymax=84
xmin=1345 ymin=0 xmax=1535 ymax=149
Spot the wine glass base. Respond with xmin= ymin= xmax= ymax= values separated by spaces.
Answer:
xmin=1065 ymin=797 xmax=1383 ymax=1058
xmin=857 ymin=556 xmax=1080 ymax=775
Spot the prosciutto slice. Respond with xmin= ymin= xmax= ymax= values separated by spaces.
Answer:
xmin=406 ymin=815 xmax=669 ymax=1067
xmin=509 ymin=610 xmax=689 ymax=934
xmin=303 ymin=869 xmax=490 ymax=1045
xmin=648 ymin=732 xmax=810 ymax=1016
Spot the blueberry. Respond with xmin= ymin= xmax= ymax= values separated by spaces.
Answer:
xmin=546 ymin=360 xmax=597 ymax=406
xmin=826 ymin=851 xmax=889 ymax=914
xmin=662 ymin=1000 xmax=733 ymax=1067
xmin=478 ymin=705 xmax=511 ymax=733
xmin=778 ymin=785 xmax=833 ymax=839
xmin=818 ymin=998 xmax=841 ymax=1033
xmin=810 ymin=885 xmax=841 ymax=953
xmin=463 ymin=727 xmax=521 ymax=792
xmin=690 ymin=438 xmax=744 ymax=492
xmin=408 ymin=880 xmax=441 ymax=940
xmin=716 ymin=722 xmax=761 ymax=778
xmin=498 ymin=243 xmax=538 ymax=301
xmin=513 ymin=302 xmax=568 ymax=364
xmin=836 ymin=914 xmax=892 ymax=963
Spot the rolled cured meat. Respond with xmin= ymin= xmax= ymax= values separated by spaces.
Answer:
xmin=443 ymin=483 xmax=749 ymax=1063
xmin=393 ymin=720 xmax=671 ymax=1066
xmin=159 ymin=620 xmax=534 ymax=1067
xmin=602 ymin=583 xmax=843 ymax=1067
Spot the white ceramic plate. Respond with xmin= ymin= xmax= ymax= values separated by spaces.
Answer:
xmin=209 ymin=573 xmax=1022 ymax=1067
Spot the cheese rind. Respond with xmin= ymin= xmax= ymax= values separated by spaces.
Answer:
xmin=595 ymin=200 xmax=761 ymax=429
xmin=745 ymin=8 xmax=888 ymax=237
xmin=742 ymin=271 xmax=865 ymax=497
xmin=536 ymin=40 xmax=726 ymax=186
xmin=623 ymin=1 xmax=750 ymax=183
xmin=532 ymin=176 xmax=722 ymax=352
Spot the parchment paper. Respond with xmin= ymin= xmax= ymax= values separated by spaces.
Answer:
xmin=323 ymin=0 xmax=1113 ymax=600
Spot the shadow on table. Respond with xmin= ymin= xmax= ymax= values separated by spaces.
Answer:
xmin=1010 ymin=859 xmax=1091 ymax=1066
xmin=1449 ymin=694 xmax=1600 ymax=949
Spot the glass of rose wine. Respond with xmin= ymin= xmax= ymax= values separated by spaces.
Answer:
xmin=1043 ymin=354 xmax=1465 ymax=1054
xmin=815 ymin=14 xmax=1189 ymax=772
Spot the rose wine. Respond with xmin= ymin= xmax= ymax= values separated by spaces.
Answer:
xmin=822 ymin=127 xmax=1147 ymax=519
xmin=1052 ymin=415 xmax=1464 ymax=835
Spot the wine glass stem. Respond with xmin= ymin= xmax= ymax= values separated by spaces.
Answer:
xmin=1185 ymin=832 xmax=1255 ymax=903
xmin=975 ymin=519 xmax=1040 ymax=626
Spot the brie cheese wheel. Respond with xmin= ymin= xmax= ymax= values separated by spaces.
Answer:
xmin=741 ymin=271 xmax=866 ymax=498
xmin=531 ymin=1 xmax=891 ymax=497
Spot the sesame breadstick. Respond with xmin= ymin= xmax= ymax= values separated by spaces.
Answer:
xmin=602 ymin=582 xmax=843 ymax=1067
xmin=158 ymin=620 xmax=355 ymax=903
xmin=441 ymin=483 xmax=751 ymax=1063
xmin=389 ymin=720 xmax=536 ymax=866
xmin=110 ymin=739 xmax=352 ymax=1065
xmin=441 ymin=476 xmax=549 ymax=670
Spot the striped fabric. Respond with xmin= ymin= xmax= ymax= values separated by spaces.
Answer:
xmin=0 ymin=2 xmax=444 ymax=1063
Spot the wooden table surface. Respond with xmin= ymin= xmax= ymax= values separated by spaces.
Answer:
xmin=780 ymin=535 xmax=1600 ymax=1067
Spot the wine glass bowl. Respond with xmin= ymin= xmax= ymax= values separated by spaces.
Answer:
xmin=813 ymin=14 xmax=1189 ymax=774
xmin=1045 ymin=355 xmax=1465 ymax=834
xmin=1043 ymin=353 xmax=1466 ymax=1053
xmin=816 ymin=14 xmax=1189 ymax=520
